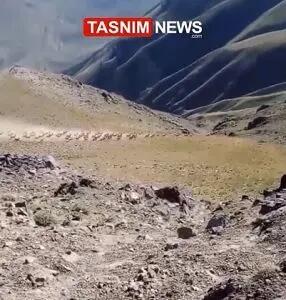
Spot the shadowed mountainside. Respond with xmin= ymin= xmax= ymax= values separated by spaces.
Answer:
xmin=68 ymin=0 xmax=286 ymax=114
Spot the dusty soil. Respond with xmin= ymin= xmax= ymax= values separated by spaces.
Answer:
xmin=0 ymin=155 xmax=285 ymax=299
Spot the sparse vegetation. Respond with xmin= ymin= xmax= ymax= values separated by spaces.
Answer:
xmin=33 ymin=210 xmax=56 ymax=227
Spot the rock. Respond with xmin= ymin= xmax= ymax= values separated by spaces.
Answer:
xmin=246 ymin=116 xmax=268 ymax=130
xmin=79 ymin=178 xmax=96 ymax=188
xmin=259 ymin=200 xmax=286 ymax=215
xmin=120 ymin=190 xmax=141 ymax=204
xmin=127 ymin=280 xmax=140 ymax=292
xmin=6 ymin=210 xmax=13 ymax=217
xmin=137 ymin=234 xmax=152 ymax=241
xmin=253 ymin=206 xmax=286 ymax=238
xmin=166 ymin=291 xmax=174 ymax=298
xmin=156 ymin=206 xmax=170 ymax=218
xmin=177 ymin=227 xmax=196 ymax=239
xmin=279 ymin=174 xmax=286 ymax=191
xmin=164 ymin=242 xmax=179 ymax=251
xmin=228 ymin=132 xmax=236 ymax=137
xmin=181 ymin=128 xmax=190 ymax=135
xmin=43 ymin=155 xmax=57 ymax=169
xmin=28 ymin=169 xmax=37 ymax=176
xmin=15 ymin=201 xmax=26 ymax=208
xmin=1 ymin=194 xmax=16 ymax=202
xmin=136 ymin=265 xmax=159 ymax=283
xmin=54 ymin=182 xmax=78 ymax=197
xmin=0 ymin=154 xmax=60 ymax=174
xmin=27 ymin=274 xmax=45 ymax=287
xmin=147 ymin=265 xmax=159 ymax=278
xmin=241 ymin=195 xmax=250 ymax=201
xmin=120 ymin=191 xmax=129 ymax=201
xmin=203 ymin=279 xmax=237 ymax=300
xmin=35 ymin=277 xmax=45 ymax=286
xmin=17 ymin=208 xmax=27 ymax=216
xmin=115 ymin=219 xmax=128 ymax=229
xmin=154 ymin=186 xmax=181 ymax=203
xmin=237 ymin=264 xmax=247 ymax=272
xmin=213 ymin=118 xmax=230 ymax=131
xmin=253 ymin=199 xmax=262 ymax=207
xmin=263 ymin=189 xmax=273 ymax=197
xmin=119 ymin=183 xmax=132 ymax=191
xmin=183 ymin=272 xmax=193 ymax=285
xmin=26 ymin=274 xmax=36 ymax=287
xmin=256 ymin=104 xmax=270 ymax=113
xmin=279 ymin=259 xmax=286 ymax=273
xmin=63 ymin=251 xmax=79 ymax=263
xmin=252 ymin=216 xmax=271 ymax=235
xmin=137 ymin=268 xmax=149 ymax=282
xmin=258 ymin=176 xmax=286 ymax=215
xmin=51 ymin=270 xmax=60 ymax=277
xmin=143 ymin=187 xmax=155 ymax=199
xmin=101 ymin=91 xmax=108 ymax=99
xmin=23 ymin=256 xmax=36 ymax=264
xmin=206 ymin=214 xmax=227 ymax=235
xmin=130 ymin=191 xmax=141 ymax=203
xmin=71 ymin=214 xmax=81 ymax=221
xmin=3 ymin=241 xmax=13 ymax=248
xmin=213 ymin=203 xmax=224 ymax=212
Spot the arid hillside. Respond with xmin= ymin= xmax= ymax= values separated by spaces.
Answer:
xmin=0 ymin=68 xmax=286 ymax=299
xmin=0 ymin=67 xmax=285 ymax=200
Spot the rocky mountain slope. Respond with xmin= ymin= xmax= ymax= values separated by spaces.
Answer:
xmin=69 ymin=0 xmax=286 ymax=114
xmin=185 ymin=90 xmax=286 ymax=145
xmin=0 ymin=67 xmax=286 ymax=299
xmin=0 ymin=153 xmax=286 ymax=299
xmin=0 ymin=66 xmax=191 ymax=143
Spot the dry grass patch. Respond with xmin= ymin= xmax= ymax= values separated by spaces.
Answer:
xmin=1 ymin=135 xmax=285 ymax=201
xmin=64 ymin=135 xmax=286 ymax=201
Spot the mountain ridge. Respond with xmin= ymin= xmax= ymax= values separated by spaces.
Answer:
xmin=69 ymin=0 xmax=286 ymax=114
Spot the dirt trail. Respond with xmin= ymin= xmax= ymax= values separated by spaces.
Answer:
xmin=0 ymin=119 xmax=182 ymax=143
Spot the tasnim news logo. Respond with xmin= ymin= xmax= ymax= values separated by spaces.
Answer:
xmin=83 ymin=17 xmax=203 ymax=39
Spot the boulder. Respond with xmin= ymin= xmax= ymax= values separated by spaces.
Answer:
xmin=203 ymin=279 xmax=237 ymax=300
xmin=43 ymin=155 xmax=57 ymax=169
xmin=279 ymin=174 xmax=286 ymax=191
xmin=177 ymin=227 xmax=196 ymax=239
xmin=79 ymin=178 xmax=95 ymax=188
xmin=154 ymin=186 xmax=181 ymax=203
xmin=54 ymin=182 xmax=78 ymax=197
xmin=260 ymin=199 xmax=286 ymax=215
xmin=164 ymin=242 xmax=179 ymax=251
xmin=246 ymin=116 xmax=268 ymax=130
xmin=206 ymin=214 xmax=227 ymax=235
